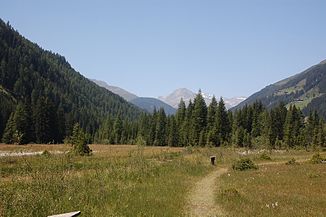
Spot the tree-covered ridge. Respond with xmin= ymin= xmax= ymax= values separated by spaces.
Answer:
xmin=234 ymin=60 xmax=326 ymax=119
xmin=0 ymin=19 xmax=142 ymax=143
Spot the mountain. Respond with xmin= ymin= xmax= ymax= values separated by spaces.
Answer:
xmin=234 ymin=60 xmax=326 ymax=118
xmin=224 ymin=97 xmax=248 ymax=108
xmin=91 ymin=79 xmax=175 ymax=114
xmin=130 ymin=97 xmax=176 ymax=115
xmin=159 ymin=88 xmax=196 ymax=108
xmin=0 ymin=19 xmax=142 ymax=143
xmin=91 ymin=79 xmax=138 ymax=101
xmin=159 ymin=88 xmax=246 ymax=109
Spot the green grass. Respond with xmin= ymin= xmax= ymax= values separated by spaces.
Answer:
xmin=0 ymin=146 xmax=213 ymax=217
xmin=216 ymin=153 xmax=326 ymax=217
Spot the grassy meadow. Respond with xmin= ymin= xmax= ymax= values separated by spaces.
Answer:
xmin=0 ymin=144 xmax=325 ymax=217
xmin=0 ymin=144 xmax=215 ymax=217
xmin=217 ymin=150 xmax=326 ymax=217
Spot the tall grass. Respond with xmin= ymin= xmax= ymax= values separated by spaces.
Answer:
xmin=0 ymin=146 xmax=212 ymax=217
xmin=216 ymin=161 xmax=326 ymax=217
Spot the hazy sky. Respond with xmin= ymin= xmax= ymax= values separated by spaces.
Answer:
xmin=1 ymin=0 xmax=326 ymax=98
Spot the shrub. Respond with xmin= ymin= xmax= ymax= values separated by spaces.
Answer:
xmin=135 ymin=135 xmax=146 ymax=146
xmin=41 ymin=150 xmax=51 ymax=157
xmin=259 ymin=152 xmax=272 ymax=160
xmin=285 ymin=158 xmax=298 ymax=165
xmin=232 ymin=158 xmax=258 ymax=171
xmin=310 ymin=153 xmax=325 ymax=164
xmin=70 ymin=123 xmax=92 ymax=156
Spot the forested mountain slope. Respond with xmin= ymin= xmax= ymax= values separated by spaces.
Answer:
xmin=234 ymin=60 xmax=326 ymax=118
xmin=0 ymin=19 xmax=142 ymax=143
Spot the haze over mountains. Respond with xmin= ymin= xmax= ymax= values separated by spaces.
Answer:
xmin=91 ymin=79 xmax=176 ymax=115
xmin=92 ymin=79 xmax=246 ymax=114
xmin=234 ymin=59 xmax=326 ymax=119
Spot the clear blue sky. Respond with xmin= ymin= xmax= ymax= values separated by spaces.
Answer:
xmin=1 ymin=0 xmax=326 ymax=98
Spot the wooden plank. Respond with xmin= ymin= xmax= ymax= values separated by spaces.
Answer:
xmin=48 ymin=211 xmax=81 ymax=217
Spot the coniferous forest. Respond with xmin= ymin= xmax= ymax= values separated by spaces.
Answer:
xmin=0 ymin=19 xmax=142 ymax=144
xmin=94 ymin=93 xmax=326 ymax=149
xmin=1 ymin=19 xmax=326 ymax=149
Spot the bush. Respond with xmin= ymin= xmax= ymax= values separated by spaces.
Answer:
xmin=135 ymin=135 xmax=146 ymax=146
xmin=310 ymin=153 xmax=325 ymax=164
xmin=41 ymin=150 xmax=51 ymax=157
xmin=70 ymin=123 xmax=92 ymax=156
xmin=285 ymin=158 xmax=298 ymax=165
xmin=232 ymin=158 xmax=258 ymax=171
xmin=259 ymin=152 xmax=272 ymax=160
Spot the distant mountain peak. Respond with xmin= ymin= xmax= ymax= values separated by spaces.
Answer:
xmin=159 ymin=88 xmax=196 ymax=108
xmin=159 ymin=88 xmax=246 ymax=109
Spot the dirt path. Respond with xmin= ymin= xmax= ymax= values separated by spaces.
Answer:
xmin=186 ymin=167 xmax=228 ymax=217
xmin=185 ymin=158 xmax=310 ymax=216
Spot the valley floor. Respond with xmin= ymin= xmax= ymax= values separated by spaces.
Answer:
xmin=0 ymin=144 xmax=325 ymax=217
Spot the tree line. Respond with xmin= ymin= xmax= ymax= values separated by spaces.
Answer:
xmin=94 ymin=90 xmax=326 ymax=149
xmin=2 ymin=89 xmax=326 ymax=149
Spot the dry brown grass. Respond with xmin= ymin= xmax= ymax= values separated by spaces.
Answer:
xmin=0 ymin=144 xmax=211 ymax=217
xmin=0 ymin=143 xmax=185 ymax=157
xmin=217 ymin=158 xmax=326 ymax=217
xmin=0 ymin=143 xmax=70 ymax=152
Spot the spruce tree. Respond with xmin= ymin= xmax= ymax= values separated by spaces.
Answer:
xmin=175 ymin=99 xmax=186 ymax=127
xmin=236 ymin=127 xmax=245 ymax=147
xmin=34 ymin=97 xmax=57 ymax=143
xmin=199 ymin=130 xmax=206 ymax=147
xmin=167 ymin=116 xmax=178 ymax=146
xmin=284 ymin=106 xmax=294 ymax=148
xmin=113 ymin=114 xmax=123 ymax=144
xmin=190 ymin=91 xmax=207 ymax=146
xmin=181 ymin=100 xmax=194 ymax=146
xmin=56 ymin=106 xmax=66 ymax=143
xmin=2 ymin=113 xmax=15 ymax=144
xmin=207 ymin=96 xmax=218 ymax=131
xmin=70 ymin=123 xmax=91 ymax=156
xmin=13 ymin=102 xmax=33 ymax=144
xmin=154 ymin=108 xmax=167 ymax=146
xmin=215 ymin=97 xmax=231 ymax=145
xmin=206 ymin=96 xmax=218 ymax=146
xmin=148 ymin=108 xmax=158 ymax=145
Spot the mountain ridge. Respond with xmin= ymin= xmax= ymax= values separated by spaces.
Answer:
xmin=233 ymin=59 xmax=326 ymax=118
xmin=91 ymin=79 xmax=176 ymax=114
xmin=130 ymin=97 xmax=176 ymax=115
xmin=91 ymin=79 xmax=138 ymax=101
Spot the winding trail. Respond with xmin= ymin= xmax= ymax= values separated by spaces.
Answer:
xmin=186 ymin=167 xmax=228 ymax=217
